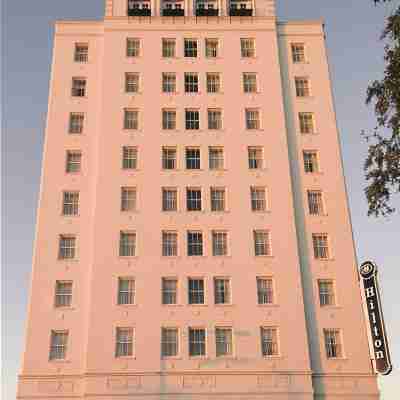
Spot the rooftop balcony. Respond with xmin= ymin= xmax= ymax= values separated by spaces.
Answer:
xmin=162 ymin=2 xmax=185 ymax=16
xmin=127 ymin=0 xmax=151 ymax=16
xmin=195 ymin=1 xmax=219 ymax=16
xmin=229 ymin=1 xmax=253 ymax=16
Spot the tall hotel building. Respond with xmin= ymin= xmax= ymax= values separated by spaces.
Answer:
xmin=17 ymin=0 xmax=380 ymax=399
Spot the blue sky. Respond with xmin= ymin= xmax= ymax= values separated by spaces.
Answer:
xmin=2 ymin=1 xmax=399 ymax=398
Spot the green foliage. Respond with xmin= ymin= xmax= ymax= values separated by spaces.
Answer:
xmin=364 ymin=3 xmax=400 ymax=216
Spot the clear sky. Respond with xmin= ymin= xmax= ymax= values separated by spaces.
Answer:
xmin=2 ymin=0 xmax=399 ymax=399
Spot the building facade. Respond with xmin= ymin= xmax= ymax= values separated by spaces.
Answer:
xmin=17 ymin=1 xmax=380 ymax=399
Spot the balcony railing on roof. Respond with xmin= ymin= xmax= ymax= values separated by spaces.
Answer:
xmin=162 ymin=8 xmax=185 ymax=16
xmin=128 ymin=0 xmax=151 ymax=16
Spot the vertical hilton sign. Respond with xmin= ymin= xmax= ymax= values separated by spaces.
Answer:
xmin=359 ymin=261 xmax=392 ymax=376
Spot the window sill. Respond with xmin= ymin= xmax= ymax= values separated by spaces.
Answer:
xmin=246 ymin=129 xmax=264 ymax=132
xmin=118 ymin=256 xmax=138 ymax=260
xmin=71 ymin=96 xmax=87 ymax=100
xmin=214 ymin=303 xmax=235 ymax=307
xmin=314 ymin=258 xmax=335 ymax=262
xmin=161 ymin=57 xmax=181 ymax=60
xmin=162 ymin=304 xmax=183 ymax=307
xmin=49 ymin=359 xmax=71 ymax=364
xmin=262 ymin=355 xmax=283 ymax=360
xmin=300 ymin=132 xmax=319 ymax=136
xmin=251 ymin=210 xmax=271 ymax=214
xmin=125 ymin=92 xmax=143 ymax=95
xmin=162 ymin=356 xmax=182 ymax=360
xmin=115 ymin=356 xmax=136 ymax=360
xmin=296 ymin=95 xmax=314 ymax=100
xmin=240 ymin=57 xmax=258 ymax=60
xmin=61 ymin=214 xmax=80 ymax=218
xmin=320 ymin=305 xmax=342 ymax=310
xmin=254 ymin=255 xmax=274 ymax=259
xmin=54 ymin=306 xmax=75 ymax=310
xmin=162 ymin=129 xmax=181 ymax=133
xmin=212 ymin=255 xmax=231 ymax=259
xmin=326 ymin=357 xmax=348 ymax=362
xmin=121 ymin=210 xmax=140 ymax=214
xmin=188 ymin=304 xmax=208 ymax=307
xmin=162 ymin=92 xmax=180 ymax=95
xmin=58 ymin=258 xmax=79 ymax=262
xmin=308 ymin=213 xmax=329 ymax=217
xmin=116 ymin=304 xmax=138 ymax=308
xmin=257 ymin=304 xmax=280 ymax=308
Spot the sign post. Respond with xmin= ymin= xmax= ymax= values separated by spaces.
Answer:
xmin=359 ymin=261 xmax=392 ymax=376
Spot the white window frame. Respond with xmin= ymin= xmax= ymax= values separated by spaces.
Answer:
xmin=257 ymin=277 xmax=274 ymax=305
xmin=209 ymin=147 xmax=224 ymax=170
xmin=62 ymin=191 xmax=79 ymax=216
xmin=162 ymin=277 xmax=178 ymax=304
xmin=115 ymin=327 xmax=134 ymax=357
xmin=118 ymin=277 xmax=136 ymax=305
xmin=161 ymin=327 xmax=179 ymax=358
xmin=49 ymin=330 xmax=69 ymax=360
xmin=68 ymin=112 xmax=84 ymax=134
xmin=121 ymin=187 xmax=137 ymax=212
xmin=318 ymin=280 xmax=336 ymax=306
xmin=162 ymin=38 xmax=176 ymax=58
xmin=312 ymin=233 xmax=330 ymax=260
xmin=66 ymin=150 xmax=81 ymax=173
xmin=215 ymin=326 xmax=233 ymax=357
xmin=188 ymin=277 xmax=205 ymax=304
xmin=54 ymin=281 xmax=73 ymax=308
xmin=254 ymin=230 xmax=271 ymax=256
xmin=122 ymin=146 xmax=138 ymax=170
xmin=184 ymin=38 xmax=198 ymax=58
xmin=206 ymin=72 xmax=221 ymax=93
xmin=260 ymin=327 xmax=279 ymax=357
xmin=119 ymin=231 xmax=136 ymax=257
xmin=125 ymin=73 xmax=140 ymax=93
xmin=188 ymin=327 xmax=206 ymax=357
xmin=212 ymin=231 xmax=228 ymax=256
xmin=162 ymin=187 xmax=178 ymax=211
xmin=245 ymin=108 xmax=260 ymax=130
xmin=324 ymin=329 xmax=343 ymax=359
xmin=210 ymin=187 xmax=226 ymax=212
xmin=214 ymin=277 xmax=231 ymax=304
xmin=162 ymin=231 xmax=178 ymax=256
xmin=127 ymin=38 xmax=140 ymax=57
xmin=241 ymin=38 xmax=255 ymax=58
xmin=58 ymin=235 xmax=76 ymax=259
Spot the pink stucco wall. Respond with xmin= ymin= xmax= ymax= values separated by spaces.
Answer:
xmin=17 ymin=1 xmax=379 ymax=399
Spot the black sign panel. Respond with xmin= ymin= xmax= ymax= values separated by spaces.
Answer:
xmin=359 ymin=261 xmax=392 ymax=376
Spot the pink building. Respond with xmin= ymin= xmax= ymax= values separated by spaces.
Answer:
xmin=17 ymin=1 xmax=380 ymax=399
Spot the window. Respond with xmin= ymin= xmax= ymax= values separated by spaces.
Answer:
xmin=187 ymin=232 xmax=203 ymax=256
xmin=245 ymin=108 xmax=260 ymax=130
xmin=162 ymin=231 xmax=178 ymax=256
xmin=184 ymin=38 xmax=197 ymax=57
xmin=125 ymin=73 xmax=140 ymax=93
xmin=121 ymin=187 xmax=137 ymax=211
xmin=248 ymin=146 xmax=263 ymax=169
xmin=205 ymin=38 xmax=218 ymax=58
xmin=212 ymin=231 xmax=228 ymax=256
xmin=162 ymin=38 xmax=176 ymax=58
xmin=241 ymin=38 xmax=255 ymax=58
xmin=261 ymin=327 xmax=279 ymax=356
xmin=307 ymin=190 xmax=324 ymax=215
xmin=189 ymin=327 xmax=206 ymax=356
xmin=291 ymin=43 xmax=305 ymax=63
xmin=215 ymin=327 xmax=233 ymax=357
xmin=162 ymin=278 xmax=178 ymax=304
xmin=127 ymin=38 xmax=140 ymax=57
xmin=214 ymin=278 xmax=230 ymax=304
xmin=207 ymin=109 xmax=222 ymax=130
xmin=71 ymin=78 xmax=86 ymax=97
xmin=162 ymin=73 xmax=176 ymax=93
xmin=185 ymin=109 xmax=200 ymax=130
xmin=118 ymin=278 xmax=135 ymax=305
xmin=74 ymin=43 xmax=88 ymax=62
xmin=243 ymin=73 xmax=257 ymax=93
xmin=55 ymin=281 xmax=72 ymax=307
xmin=188 ymin=278 xmax=205 ymax=304
xmin=324 ymin=329 xmax=342 ymax=358
xmin=62 ymin=191 xmax=79 ymax=216
xmin=312 ymin=233 xmax=330 ymax=259
xmin=251 ymin=187 xmax=267 ymax=212
xmin=162 ymin=109 xmax=176 ymax=130
xmin=295 ymin=77 xmax=310 ymax=97
xmin=119 ymin=231 xmax=136 ymax=257
xmin=210 ymin=187 xmax=226 ymax=212
xmin=49 ymin=331 xmax=68 ymax=360
xmin=254 ymin=230 xmax=271 ymax=256
xmin=299 ymin=112 xmax=315 ymax=134
xmin=162 ymin=188 xmax=178 ymax=211
xmin=207 ymin=73 xmax=220 ymax=93
xmin=187 ymin=188 xmax=202 ymax=211
xmin=115 ymin=327 xmax=134 ymax=357
xmin=162 ymin=147 xmax=177 ymax=169
xmin=257 ymin=278 xmax=273 ymax=304
xmin=69 ymin=113 xmax=84 ymax=134
xmin=318 ymin=280 xmax=335 ymax=306
xmin=122 ymin=146 xmax=137 ymax=169
xmin=124 ymin=109 xmax=139 ymax=130
xmin=186 ymin=148 xmax=200 ymax=169
xmin=209 ymin=147 xmax=224 ymax=170
xmin=161 ymin=328 xmax=178 ymax=357
xmin=66 ymin=150 xmax=81 ymax=173
xmin=184 ymin=73 xmax=199 ymax=93
xmin=303 ymin=151 xmax=319 ymax=173
xmin=58 ymin=235 xmax=76 ymax=259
